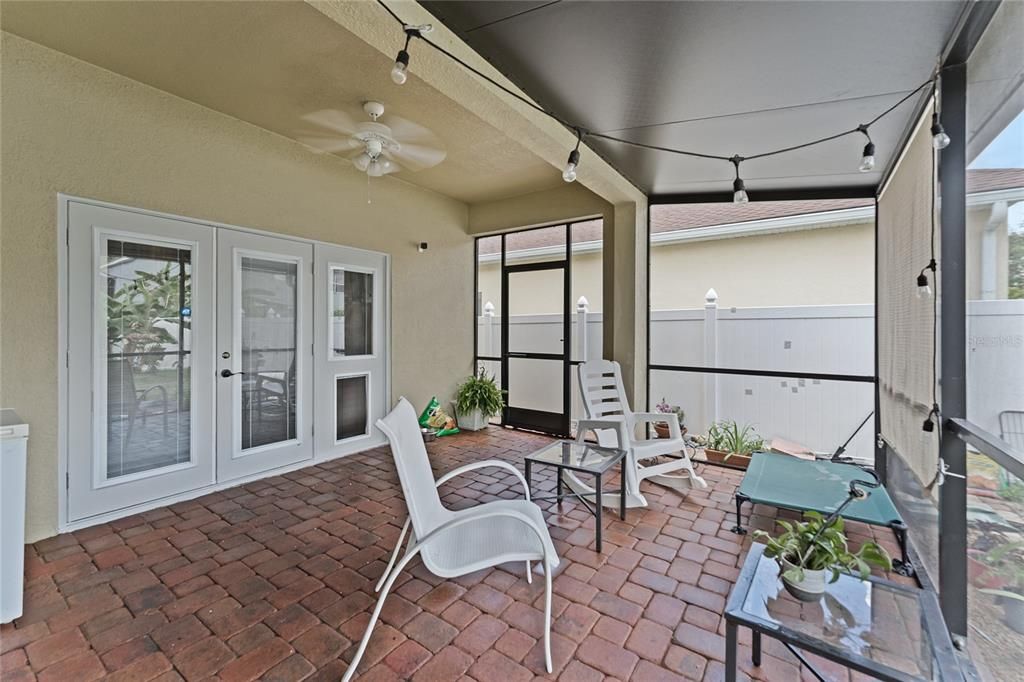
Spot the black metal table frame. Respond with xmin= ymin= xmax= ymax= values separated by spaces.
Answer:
xmin=725 ymin=545 xmax=961 ymax=682
xmin=731 ymin=491 xmax=914 ymax=577
xmin=524 ymin=446 xmax=626 ymax=553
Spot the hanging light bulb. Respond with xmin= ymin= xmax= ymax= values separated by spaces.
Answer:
xmin=917 ymin=259 xmax=936 ymax=298
xmin=390 ymin=28 xmax=420 ymax=86
xmin=730 ymin=156 xmax=748 ymax=203
xmin=856 ymin=125 xmax=875 ymax=172
xmin=733 ymin=177 xmax=749 ymax=203
xmin=931 ymin=112 xmax=950 ymax=150
xmin=563 ymin=128 xmax=583 ymax=183
xmin=391 ymin=50 xmax=409 ymax=85
xmin=916 ymin=272 xmax=932 ymax=298
xmin=859 ymin=142 xmax=876 ymax=172
xmin=563 ymin=149 xmax=580 ymax=182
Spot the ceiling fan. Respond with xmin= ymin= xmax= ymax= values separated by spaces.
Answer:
xmin=297 ymin=101 xmax=447 ymax=177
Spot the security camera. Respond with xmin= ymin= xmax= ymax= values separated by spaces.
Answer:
xmin=418 ymin=242 xmax=428 ymax=252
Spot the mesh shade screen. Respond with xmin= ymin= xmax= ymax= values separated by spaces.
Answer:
xmin=877 ymin=111 xmax=940 ymax=580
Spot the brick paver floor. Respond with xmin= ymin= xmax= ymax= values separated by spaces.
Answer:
xmin=1 ymin=427 xmax=905 ymax=681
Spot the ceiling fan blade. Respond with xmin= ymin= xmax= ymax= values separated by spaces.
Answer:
xmin=386 ymin=143 xmax=447 ymax=172
xmin=383 ymin=114 xmax=445 ymax=148
xmin=296 ymin=132 xmax=362 ymax=154
xmin=301 ymin=109 xmax=362 ymax=136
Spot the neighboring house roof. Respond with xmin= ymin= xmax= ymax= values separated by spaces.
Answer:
xmin=479 ymin=169 xmax=1024 ymax=258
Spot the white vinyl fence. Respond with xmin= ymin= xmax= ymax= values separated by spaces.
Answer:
xmin=479 ymin=293 xmax=1024 ymax=461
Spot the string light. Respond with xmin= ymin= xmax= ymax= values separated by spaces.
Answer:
xmin=563 ymin=129 xmax=583 ymax=182
xmin=931 ymin=112 xmax=950 ymax=150
xmin=917 ymin=258 xmax=936 ymax=298
xmin=730 ymin=156 xmax=748 ymax=203
xmin=373 ymin=1 xmax=948 ymax=195
xmin=391 ymin=26 xmax=429 ymax=85
xmin=857 ymin=125 xmax=876 ymax=172
xmin=922 ymin=403 xmax=939 ymax=433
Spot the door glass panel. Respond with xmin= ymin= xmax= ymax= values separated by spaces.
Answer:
xmin=336 ymin=374 xmax=369 ymax=440
xmin=330 ymin=267 xmax=373 ymax=356
xmin=104 ymin=239 xmax=192 ymax=478
xmin=507 ymin=357 xmax=563 ymax=413
xmin=507 ymin=269 xmax=565 ymax=354
xmin=240 ymin=257 xmax=297 ymax=449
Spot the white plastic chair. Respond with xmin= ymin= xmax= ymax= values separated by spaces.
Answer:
xmin=567 ymin=360 xmax=707 ymax=509
xmin=342 ymin=398 xmax=559 ymax=681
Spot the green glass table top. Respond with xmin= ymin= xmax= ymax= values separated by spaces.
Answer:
xmin=738 ymin=452 xmax=903 ymax=527
xmin=737 ymin=547 xmax=935 ymax=679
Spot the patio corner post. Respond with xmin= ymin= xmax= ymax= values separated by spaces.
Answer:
xmin=938 ymin=60 xmax=968 ymax=644
xmin=704 ymin=288 xmax=720 ymax=426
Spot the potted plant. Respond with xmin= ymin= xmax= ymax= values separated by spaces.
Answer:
xmin=979 ymin=542 xmax=1024 ymax=634
xmin=754 ymin=512 xmax=892 ymax=602
xmin=454 ymin=367 xmax=504 ymax=431
xmin=653 ymin=398 xmax=685 ymax=439
xmin=703 ymin=420 xmax=764 ymax=470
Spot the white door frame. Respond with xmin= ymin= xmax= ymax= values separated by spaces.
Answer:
xmin=57 ymin=194 xmax=391 ymax=532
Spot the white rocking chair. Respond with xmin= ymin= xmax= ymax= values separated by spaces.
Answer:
xmin=342 ymin=398 xmax=559 ymax=681
xmin=567 ymin=360 xmax=707 ymax=509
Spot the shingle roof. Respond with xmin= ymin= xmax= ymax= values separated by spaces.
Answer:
xmin=479 ymin=169 xmax=1024 ymax=255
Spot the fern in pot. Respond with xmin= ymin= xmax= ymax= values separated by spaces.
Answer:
xmin=753 ymin=512 xmax=892 ymax=602
xmin=454 ymin=367 xmax=504 ymax=431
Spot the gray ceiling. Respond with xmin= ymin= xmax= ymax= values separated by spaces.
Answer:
xmin=421 ymin=0 xmax=968 ymax=196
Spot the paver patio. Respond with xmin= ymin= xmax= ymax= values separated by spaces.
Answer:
xmin=0 ymin=427 xmax=904 ymax=681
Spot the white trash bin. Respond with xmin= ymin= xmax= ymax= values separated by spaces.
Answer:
xmin=1 ymin=409 xmax=29 ymax=624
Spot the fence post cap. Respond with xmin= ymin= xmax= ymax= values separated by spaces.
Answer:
xmin=483 ymin=301 xmax=495 ymax=316
xmin=576 ymin=296 xmax=589 ymax=312
xmin=705 ymin=288 xmax=719 ymax=304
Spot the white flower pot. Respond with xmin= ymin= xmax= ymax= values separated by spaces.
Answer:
xmin=780 ymin=556 xmax=827 ymax=602
xmin=457 ymin=409 xmax=488 ymax=431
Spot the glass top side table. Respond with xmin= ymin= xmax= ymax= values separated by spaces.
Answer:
xmin=725 ymin=544 xmax=961 ymax=682
xmin=524 ymin=440 xmax=627 ymax=553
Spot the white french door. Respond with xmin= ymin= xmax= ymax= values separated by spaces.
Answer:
xmin=65 ymin=199 xmax=384 ymax=525
xmin=67 ymin=202 xmax=216 ymax=521
xmin=216 ymin=230 xmax=313 ymax=481
xmin=314 ymin=243 xmax=388 ymax=457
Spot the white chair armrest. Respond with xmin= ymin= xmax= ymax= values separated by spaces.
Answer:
xmin=575 ymin=418 xmax=629 ymax=450
xmin=415 ymin=506 xmax=553 ymax=565
xmin=435 ymin=460 xmax=530 ymax=500
xmin=632 ymin=412 xmax=682 ymax=439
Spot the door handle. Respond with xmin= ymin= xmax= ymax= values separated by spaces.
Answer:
xmin=220 ymin=369 xmax=245 ymax=378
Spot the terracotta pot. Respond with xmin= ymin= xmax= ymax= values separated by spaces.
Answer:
xmin=780 ymin=556 xmax=827 ymax=602
xmin=703 ymin=448 xmax=752 ymax=470
xmin=653 ymin=423 xmax=686 ymax=439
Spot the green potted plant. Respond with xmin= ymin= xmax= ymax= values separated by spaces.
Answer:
xmin=454 ymin=367 xmax=504 ymax=431
xmin=703 ymin=420 xmax=764 ymax=470
xmin=979 ymin=542 xmax=1024 ymax=634
xmin=653 ymin=398 xmax=685 ymax=439
xmin=754 ymin=512 xmax=892 ymax=601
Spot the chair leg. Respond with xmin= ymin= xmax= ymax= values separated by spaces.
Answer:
xmin=376 ymin=518 xmax=411 ymax=593
xmin=543 ymin=561 xmax=553 ymax=673
xmin=343 ymin=548 xmax=419 ymax=682
xmin=525 ymin=560 xmax=532 ymax=584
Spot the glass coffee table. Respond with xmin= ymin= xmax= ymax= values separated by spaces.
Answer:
xmin=524 ymin=440 xmax=627 ymax=553
xmin=725 ymin=544 xmax=960 ymax=681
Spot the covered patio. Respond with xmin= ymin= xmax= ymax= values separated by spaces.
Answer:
xmin=1 ymin=1 xmax=1022 ymax=681
xmin=3 ymin=427 xmax=905 ymax=681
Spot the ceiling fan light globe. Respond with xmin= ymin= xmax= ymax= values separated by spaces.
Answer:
xmin=367 ymin=159 xmax=392 ymax=177
xmin=353 ymin=152 xmax=372 ymax=172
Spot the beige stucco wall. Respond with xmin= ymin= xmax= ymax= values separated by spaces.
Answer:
xmin=0 ymin=33 xmax=473 ymax=541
